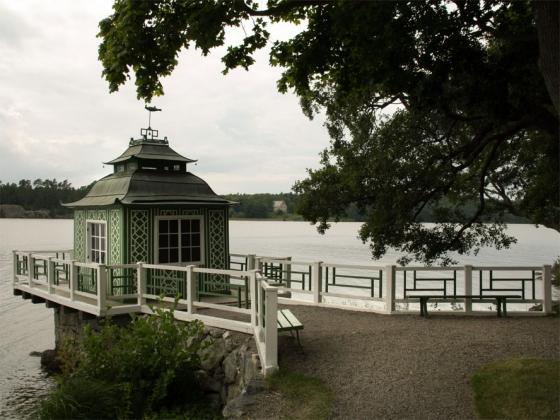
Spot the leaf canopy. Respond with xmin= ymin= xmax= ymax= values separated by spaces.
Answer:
xmin=98 ymin=0 xmax=559 ymax=264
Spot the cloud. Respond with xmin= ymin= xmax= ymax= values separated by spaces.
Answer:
xmin=0 ymin=0 xmax=329 ymax=193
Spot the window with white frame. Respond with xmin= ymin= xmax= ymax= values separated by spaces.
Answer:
xmin=157 ymin=217 xmax=203 ymax=264
xmin=87 ymin=221 xmax=106 ymax=264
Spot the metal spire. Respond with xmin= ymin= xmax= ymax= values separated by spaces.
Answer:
xmin=145 ymin=105 xmax=162 ymax=128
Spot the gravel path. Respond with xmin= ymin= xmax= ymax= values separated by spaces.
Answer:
xmin=270 ymin=305 xmax=560 ymax=419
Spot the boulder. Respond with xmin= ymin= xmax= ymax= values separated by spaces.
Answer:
xmin=200 ymin=337 xmax=226 ymax=371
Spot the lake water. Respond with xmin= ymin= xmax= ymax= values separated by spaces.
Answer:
xmin=1 ymin=218 xmax=559 ymax=418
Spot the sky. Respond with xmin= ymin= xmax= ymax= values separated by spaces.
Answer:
xmin=0 ymin=0 xmax=329 ymax=193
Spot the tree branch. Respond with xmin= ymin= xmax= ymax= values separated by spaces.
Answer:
xmin=237 ymin=0 xmax=328 ymax=17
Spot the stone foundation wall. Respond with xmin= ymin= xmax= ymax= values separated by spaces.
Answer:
xmin=52 ymin=307 xmax=263 ymax=415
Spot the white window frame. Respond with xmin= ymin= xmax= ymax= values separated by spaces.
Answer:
xmin=154 ymin=215 xmax=205 ymax=265
xmin=86 ymin=219 xmax=107 ymax=264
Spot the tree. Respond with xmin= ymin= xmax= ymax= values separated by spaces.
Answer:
xmin=98 ymin=0 xmax=559 ymax=264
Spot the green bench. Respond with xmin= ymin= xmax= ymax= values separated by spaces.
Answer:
xmin=277 ymin=309 xmax=303 ymax=346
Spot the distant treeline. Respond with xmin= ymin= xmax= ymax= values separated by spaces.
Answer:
xmin=1 ymin=179 xmax=528 ymax=223
xmin=0 ymin=179 xmax=92 ymax=218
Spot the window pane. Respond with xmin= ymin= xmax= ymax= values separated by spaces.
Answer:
xmin=101 ymin=252 xmax=105 ymax=264
xmin=93 ymin=237 xmax=99 ymax=250
xmin=192 ymin=233 xmax=200 ymax=246
xmin=159 ymin=249 xmax=168 ymax=264
xmin=169 ymin=248 xmax=178 ymax=263
xmin=169 ymin=219 xmax=178 ymax=233
xmin=159 ymin=234 xmax=168 ymax=248
xmin=181 ymin=247 xmax=190 ymax=262
xmin=181 ymin=219 xmax=190 ymax=232
xmin=191 ymin=219 xmax=200 ymax=232
xmin=100 ymin=238 xmax=105 ymax=251
xmin=169 ymin=233 xmax=178 ymax=247
xmin=100 ymin=224 xmax=105 ymax=236
xmin=192 ymin=247 xmax=201 ymax=262
xmin=182 ymin=234 xmax=190 ymax=247
xmin=159 ymin=220 xmax=168 ymax=233
xmin=90 ymin=223 xmax=97 ymax=236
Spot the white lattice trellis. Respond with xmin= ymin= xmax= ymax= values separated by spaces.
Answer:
xmin=130 ymin=210 xmax=149 ymax=263
xmin=208 ymin=210 xmax=226 ymax=269
xmin=109 ymin=209 xmax=121 ymax=264
xmin=74 ymin=210 xmax=86 ymax=261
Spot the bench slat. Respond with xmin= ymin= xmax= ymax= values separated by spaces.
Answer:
xmin=281 ymin=309 xmax=303 ymax=329
xmin=277 ymin=309 xmax=303 ymax=331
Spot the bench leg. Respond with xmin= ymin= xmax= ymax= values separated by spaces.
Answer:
xmin=296 ymin=330 xmax=302 ymax=348
xmin=496 ymin=298 xmax=502 ymax=317
xmin=419 ymin=298 xmax=424 ymax=317
xmin=502 ymin=299 xmax=508 ymax=317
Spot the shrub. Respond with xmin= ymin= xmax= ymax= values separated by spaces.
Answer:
xmin=39 ymin=304 xmax=216 ymax=419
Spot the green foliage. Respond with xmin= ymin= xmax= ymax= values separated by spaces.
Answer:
xmin=267 ymin=369 xmax=332 ymax=420
xmin=38 ymin=377 xmax=129 ymax=420
xmin=98 ymin=0 xmax=558 ymax=265
xmin=0 ymin=179 xmax=93 ymax=217
xmin=40 ymin=306 xmax=215 ymax=419
xmin=471 ymin=358 xmax=560 ymax=419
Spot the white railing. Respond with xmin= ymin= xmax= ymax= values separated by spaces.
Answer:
xmin=12 ymin=250 xmax=279 ymax=375
xmin=248 ymin=255 xmax=554 ymax=315
xmin=12 ymin=249 xmax=555 ymax=377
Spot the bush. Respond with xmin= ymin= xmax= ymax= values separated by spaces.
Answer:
xmin=39 ymin=305 xmax=217 ymax=419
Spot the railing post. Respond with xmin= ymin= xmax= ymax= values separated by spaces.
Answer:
xmin=97 ymin=264 xmax=107 ymax=312
xmin=542 ymin=265 xmax=552 ymax=314
xmin=12 ymin=251 xmax=17 ymax=285
xmin=246 ymin=254 xmax=256 ymax=270
xmin=284 ymin=256 xmax=292 ymax=288
xmin=186 ymin=265 xmax=196 ymax=315
xmin=385 ymin=265 xmax=396 ymax=314
xmin=255 ymin=257 xmax=263 ymax=272
xmin=28 ymin=253 xmax=34 ymax=288
xmin=312 ymin=261 xmax=322 ymax=304
xmin=70 ymin=261 xmax=76 ymax=301
xmin=137 ymin=262 xmax=146 ymax=306
xmin=264 ymin=286 xmax=278 ymax=373
xmin=47 ymin=257 xmax=55 ymax=294
xmin=250 ymin=270 xmax=257 ymax=328
xmin=464 ymin=265 xmax=472 ymax=313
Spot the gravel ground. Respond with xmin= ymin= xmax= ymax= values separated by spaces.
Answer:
xmin=253 ymin=305 xmax=560 ymax=420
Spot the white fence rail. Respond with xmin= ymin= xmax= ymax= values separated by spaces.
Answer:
xmin=12 ymin=249 xmax=555 ymax=376
xmin=12 ymin=250 xmax=279 ymax=375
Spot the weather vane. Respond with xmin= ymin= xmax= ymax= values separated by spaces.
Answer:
xmin=139 ymin=105 xmax=165 ymax=142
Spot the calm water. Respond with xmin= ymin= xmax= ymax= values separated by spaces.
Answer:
xmin=1 ymin=219 xmax=559 ymax=418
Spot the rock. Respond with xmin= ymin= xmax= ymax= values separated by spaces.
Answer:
xmin=223 ymin=331 xmax=231 ymax=339
xmin=223 ymin=349 xmax=240 ymax=384
xmin=200 ymin=337 xmax=226 ymax=371
xmin=222 ymin=394 xmax=258 ymax=418
xmin=195 ymin=369 xmax=222 ymax=393
xmin=225 ymin=338 xmax=236 ymax=353
xmin=227 ymin=383 xmax=241 ymax=400
xmin=244 ymin=378 xmax=266 ymax=395
xmin=207 ymin=327 xmax=224 ymax=338
xmin=40 ymin=349 xmax=60 ymax=373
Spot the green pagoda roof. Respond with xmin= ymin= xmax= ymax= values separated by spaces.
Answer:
xmin=63 ymin=170 xmax=232 ymax=207
xmin=104 ymin=138 xmax=197 ymax=165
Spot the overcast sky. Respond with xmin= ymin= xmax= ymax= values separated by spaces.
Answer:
xmin=0 ymin=0 xmax=329 ymax=193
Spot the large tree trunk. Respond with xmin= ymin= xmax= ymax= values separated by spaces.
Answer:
xmin=533 ymin=0 xmax=559 ymax=116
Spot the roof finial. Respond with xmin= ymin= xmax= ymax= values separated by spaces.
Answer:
xmin=145 ymin=105 xmax=162 ymax=129
xmin=136 ymin=105 xmax=167 ymax=144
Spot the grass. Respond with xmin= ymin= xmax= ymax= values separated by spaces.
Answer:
xmin=471 ymin=358 xmax=560 ymax=419
xmin=267 ymin=369 xmax=333 ymax=420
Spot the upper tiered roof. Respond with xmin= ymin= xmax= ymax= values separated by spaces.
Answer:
xmin=63 ymin=114 xmax=231 ymax=208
